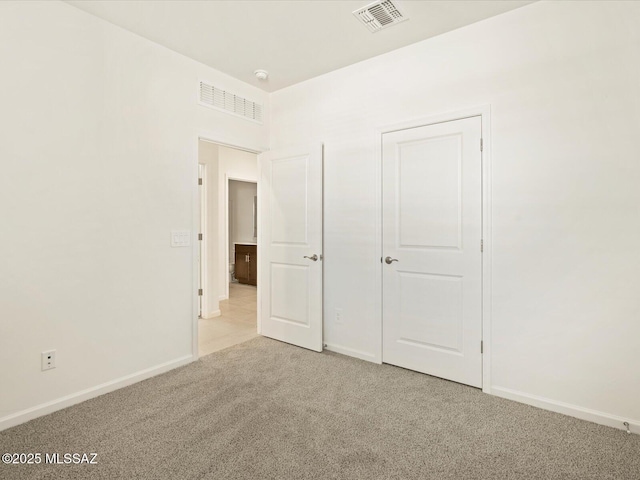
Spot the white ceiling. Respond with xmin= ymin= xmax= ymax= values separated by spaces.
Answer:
xmin=66 ymin=0 xmax=534 ymax=92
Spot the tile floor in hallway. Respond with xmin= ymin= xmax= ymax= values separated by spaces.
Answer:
xmin=198 ymin=282 xmax=258 ymax=356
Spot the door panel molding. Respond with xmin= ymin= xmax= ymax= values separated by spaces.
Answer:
xmin=374 ymin=105 xmax=492 ymax=393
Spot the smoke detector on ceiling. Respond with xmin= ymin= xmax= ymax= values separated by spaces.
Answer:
xmin=353 ymin=0 xmax=408 ymax=33
xmin=254 ymin=69 xmax=269 ymax=81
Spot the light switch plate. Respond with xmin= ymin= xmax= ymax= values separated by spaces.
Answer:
xmin=171 ymin=230 xmax=191 ymax=247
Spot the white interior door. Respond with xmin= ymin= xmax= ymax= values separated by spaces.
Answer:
xmin=258 ymin=144 xmax=323 ymax=352
xmin=382 ymin=116 xmax=483 ymax=388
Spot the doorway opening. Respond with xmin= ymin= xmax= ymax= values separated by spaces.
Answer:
xmin=197 ymin=139 xmax=260 ymax=357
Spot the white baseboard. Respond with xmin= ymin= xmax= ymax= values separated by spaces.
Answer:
xmin=219 ymin=295 xmax=228 ymax=301
xmin=0 ymin=354 xmax=195 ymax=432
xmin=491 ymin=386 xmax=639 ymax=435
xmin=324 ymin=343 xmax=379 ymax=364
xmin=203 ymin=309 xmax=221 ymax=319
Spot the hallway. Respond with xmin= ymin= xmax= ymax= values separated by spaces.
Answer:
xmin=198 ymin=283 xmax=257 ymax=356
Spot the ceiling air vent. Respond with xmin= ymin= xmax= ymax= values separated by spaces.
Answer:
xmin=353 ymin=0 xmax=407 ymax=33
xmin=199 ymin=81 xmax=263 ymax=124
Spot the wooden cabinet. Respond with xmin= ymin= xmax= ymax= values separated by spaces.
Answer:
xmin=234 ymin=244 xmax=257 ymax=286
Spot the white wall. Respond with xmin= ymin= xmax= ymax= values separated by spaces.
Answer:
xmin=270 ymin=1 xmax=640 ymax=429
xmin=229 ymin=180 xmax=258 ymax=262
xmin=0 ymin=1 xmax=268 ymax=429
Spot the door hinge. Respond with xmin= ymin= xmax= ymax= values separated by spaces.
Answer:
xmin=480 ymin=138 xmax=483 ymax=152
xmin=198 ymin=178 xmax=203 ymax=186
xmin=198 ymin=233 xmax=203 ymax=241
xmin=481 ymin=340 xmax=484 ymax=354
xmin=198 ymin=288 xmax=203 ymax=296
xmin=480 ymin=239 xmax=484 ymax=252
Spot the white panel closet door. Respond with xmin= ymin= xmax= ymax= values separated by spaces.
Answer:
xmin=382 ymin=116 xmax=483 ymax=388
xmin=258 ymin=145 xmax=323 ymax=352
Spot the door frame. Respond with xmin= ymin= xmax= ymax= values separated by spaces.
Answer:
xmin=193 ymin=133 xmax=265 ymax=360
xmin=374 ymin=105 xmax=493 ymax=393
xmin=198 ymin=162 xmax=207 ymax=320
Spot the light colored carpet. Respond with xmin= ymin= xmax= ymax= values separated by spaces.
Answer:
xmin=1 ymin=337 xmax=639 ymax=479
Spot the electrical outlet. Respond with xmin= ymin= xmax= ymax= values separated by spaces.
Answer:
xmin=41 ymin=350 xmax=56 ymax=371
xmin=335 ymin=308 xmax=343 ymax=324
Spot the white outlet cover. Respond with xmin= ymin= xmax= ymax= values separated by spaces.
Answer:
xmin=41 ymin=350 xmax=56 ymax=371
xmin=171 ymin=230 xmax=191 ymax=247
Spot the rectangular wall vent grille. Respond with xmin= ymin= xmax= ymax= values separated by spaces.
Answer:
xmin=199 ymin=81 xmax=263 ymax=123
xmin=353 ymin=0 xmax=407 ymax=33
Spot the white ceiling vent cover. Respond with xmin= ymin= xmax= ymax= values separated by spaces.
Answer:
xmin=353 ymin=0 xmax=407 ymax=33
xmin=199 ymin=81 xmax=263 ymax=124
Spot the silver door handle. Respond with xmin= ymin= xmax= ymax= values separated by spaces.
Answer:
xmin=304 ymin=254 xmax=318 ymax=261
xmin=385 ymin=256 xmax=398 ymax=264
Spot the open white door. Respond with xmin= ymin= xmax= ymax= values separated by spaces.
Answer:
xmin=258 ymin=144 xmax=323 ymax=352
xmin=382 ymin=116 xmax=483 ymax=388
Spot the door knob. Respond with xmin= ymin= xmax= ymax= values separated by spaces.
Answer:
xmin=304 ymin=254 xmax=318 ymax=261
xmin=385 ymin=256 xmax=398 ymax=264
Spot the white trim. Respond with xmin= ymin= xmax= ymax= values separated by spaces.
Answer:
xmin=374 ymin=105 xmax=493 ymax=389
xmin=321 ymin=143 xmax=325 ymax=351
xmin=198 ymin=135 xmax=264 ymax=156
xmin=198 ymin=163 xmax=208 ymax=324
xmin=202 ymin=309 xmax=221 ymax=319
xmin=373 ymin=127 xmax=383 ymax=364
xmin=492 ymin=386 xmax=639 ymax=435
xmin=0 ymin=355 xmax=194 ymax=432
xmin=192 ymin=141 xmax=201 ymax=360
xmin=256 ymin=156 xmax=263 ymax=335
xmin=324 ymin=343 xmax=378 ymax=363
xmin=479 ymin=106 xmax=493 ymax=393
